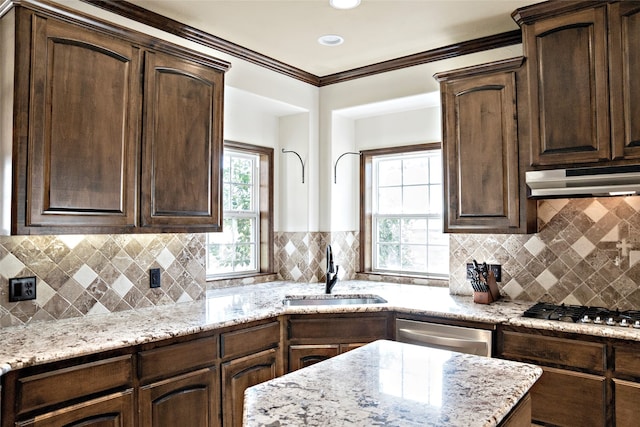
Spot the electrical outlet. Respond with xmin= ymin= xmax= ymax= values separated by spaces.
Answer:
xmin=149 ymin=268 xmax=161 ymax=288
xmin=466 ymin=263 xmax=502 ymax=282
xmin=9 ymin=276 xmax=37 ymax=302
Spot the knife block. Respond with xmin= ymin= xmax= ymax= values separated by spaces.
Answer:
xmin=473 ymin=271 xmax=501 ymax=304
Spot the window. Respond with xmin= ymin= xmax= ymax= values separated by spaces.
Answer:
xmin=361 ymin=144 xmax=448 ymax=278
xmin=207 ymin=142 xmax=273 ymax=278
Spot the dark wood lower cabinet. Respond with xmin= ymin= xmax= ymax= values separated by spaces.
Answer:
xmin=221 ymin=348 xmax=279 ymax=427
xmin=496 ymin=326 xmax=640 ymax=426
xmin=614 ymin=379 xmax=640 ymax=427
xmin=531 ymin=367 xmax=606 ymax=427
xmin=288 ymin=343 xmax=365 ymax=371
xmin=289 ymin=344 xmax=340 ymax=371
xmin=286 ymin=313 xmax=391 ymax=373
xmin=139 ymin=368 xmax=218 ymax=427
xmin=15 ymin=390 xmax=134 ymax=427
xmin=499 ymin=394 xmax=531 ymax=427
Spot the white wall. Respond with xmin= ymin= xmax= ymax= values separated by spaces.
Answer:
xmin=278 ymin=113 xmax=312 ymax=232
xmin=318 ymin=45 xmax=524 ymax=232
xmin=355 ymin=106 xmax=441 ymax=150
xmin=329 ymin=114 xmax=358 ymax=231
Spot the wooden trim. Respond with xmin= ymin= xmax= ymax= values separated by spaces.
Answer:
xmin=359 ymin=143 xmax=442 ymax=273
xmin=433 ymin=56 xmax=525 ymax=82
xmin=81 ymin=0 xmax=319 ymax=85
xmin=79 ymin=0 xmax=522 ymax=86
xmin=9 ymin=0 xmax=230 ymax=72
xmin=359 ymin=142 xmax=442 ymax=158
xmin=512 ymin=1 xmax=606 ymax=26
xmin=223 ymin=141 xmax=275 ymax=275
xmin=0 ymin=0 xmax=14 ymax=18
xmin=319 ymin=30 xmax=523 ymax=86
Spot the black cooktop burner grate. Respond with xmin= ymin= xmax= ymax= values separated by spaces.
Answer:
xmin=523 ymin=302 xmax=640 ymax=327
xmin=523 ymin=302 xmax=587 ymax=322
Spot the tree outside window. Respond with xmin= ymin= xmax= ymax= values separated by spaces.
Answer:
xmin=366 ymin=147 xmax=449 ymax=278
xmin=207 ymin=149 xmax=260 ymax=275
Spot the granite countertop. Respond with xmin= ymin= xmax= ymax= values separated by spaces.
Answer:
xmin=1 ymin=280 xmax=640 ymax=376
xmin=243 ymin=339 xmax=543 ymax=427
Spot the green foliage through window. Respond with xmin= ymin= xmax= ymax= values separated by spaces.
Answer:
xmin=372 ymin=151 xmax=448 ymax=277
xmin=207 ymin=149 xmax=259 ymax=275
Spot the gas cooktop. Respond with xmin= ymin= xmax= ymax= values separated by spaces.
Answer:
xmin=523 ymin=302 xmax=640 ymax=328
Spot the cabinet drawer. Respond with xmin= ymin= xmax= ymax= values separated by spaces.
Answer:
xmin=16 ymin=389 xmax=134 ymax=427
xmin=614 ymin=342 xmax=640 ymax=378
xmin=221 ymin=321 xmax=280 ymax=360
xmin=501 ymin=330 xmax=606 ymax=372
xmin=16 ymin=355 xmax=133 ymax=416
xmin=288 ymin=315 xmax=388 ymax=342
xmin=531 ymin=367 xmax=606 ymax=427
xmin=138 ymin=336 xmax=217 ymax=384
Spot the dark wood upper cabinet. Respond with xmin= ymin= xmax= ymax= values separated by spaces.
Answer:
xmin=609 ymin=2 xmax=640 ymax=160
xmin=140 ymin=51 xmax=224 ymax=230
xmin=519 ymin=5 xmax=609 ymax=166
xmin=435 ymin=58 xmax=536 ymax=234
xmin=1 ymin=3 xmax=229 ymax=235
xmin=27 ymin=14 xmax=140 ymax=230
xmin=514 ymin=1 xmax=640 ymax=167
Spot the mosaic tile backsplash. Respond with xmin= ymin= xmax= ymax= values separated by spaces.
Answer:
xmin=3 ymin=196 xmax=640 ymax=327
xmin=274 ymin=231 xmax=359 ymax=283
xmin=450 ymin=197 xmax=640 ymax=310
xmin=0 ymin=234 xmax=206 ymax=326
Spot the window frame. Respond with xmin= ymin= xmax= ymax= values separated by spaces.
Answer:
xmin=206 ymin=141 xmax=274 ymax=280
xmin=359 ymin=143 xmax=447 ymax=279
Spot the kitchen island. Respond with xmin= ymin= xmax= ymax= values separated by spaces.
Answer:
xmin=243 ymin=339 xmax=542 ymax=427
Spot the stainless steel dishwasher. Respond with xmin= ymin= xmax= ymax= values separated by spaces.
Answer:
xmin=395 ymin=318 xmax=493 ymax=357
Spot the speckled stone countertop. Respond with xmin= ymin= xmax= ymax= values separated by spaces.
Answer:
xmin=1 ymin=280 xmax=639 ymax=376
xmin=243 ymin=339 xmax=542 ymax=427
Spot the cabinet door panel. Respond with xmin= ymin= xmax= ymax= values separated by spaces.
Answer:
xmin=609 ymin=2 xmax=640 ymax=159
xmin=614 ymin=379 xmax=640 ymax=427
xmin=28 ymin=16 xmax=139 ymax=228
xmin=288 ymin=345 xmax=340 ymax=372
xmin=16 ymin=390 xmax=134 ymax=427
xmin=524 ymin=7 xmax=609 ymax=165
xmin=141 ymin=51 xmax=223 ymax=230
xmin=442 ymin=69 xmax=520 ymax=232
xmin=221 ymin=349 xmax=278 ymax=427
xmin=139 ymin=367 xmax=219 ymax=427
xmin=531 ymin=367 xmax=606 ymax=427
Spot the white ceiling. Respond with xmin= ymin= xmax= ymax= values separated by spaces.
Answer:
xmin=126 ymin=0 xmax=539 ymax=76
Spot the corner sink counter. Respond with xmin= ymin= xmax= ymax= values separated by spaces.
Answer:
xmin=244 ymin=339 xmax=542 ymax=427
xmin=1 ymin=280 xmax=639 ymax=376
xmin=282 ymin=293 xmax=388 ymax=306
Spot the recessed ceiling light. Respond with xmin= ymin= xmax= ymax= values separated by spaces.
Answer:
xmin=330 ymin=0 xmax=361 ymax=9
xmin=318 ymin=34 xmax=344 ymax=46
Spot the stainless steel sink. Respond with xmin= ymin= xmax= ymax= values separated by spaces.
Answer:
xmin=283 ymin=294 xmax=387 ymax=306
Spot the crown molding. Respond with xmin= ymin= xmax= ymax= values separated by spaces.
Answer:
xmin=319 ymin=30 xmax=522 ymax=86
xmin=82 ymin=0 xmax=320 ymax=85
xmin=81 ymin=0 xmax=522 ymax=87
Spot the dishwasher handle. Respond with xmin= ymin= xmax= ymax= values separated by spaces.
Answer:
xmin=397 ymin=328 xmax=489 ymax=356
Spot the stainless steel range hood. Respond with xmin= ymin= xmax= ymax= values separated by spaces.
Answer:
xmin=526 ymin=165 xmax=640 ymax=198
